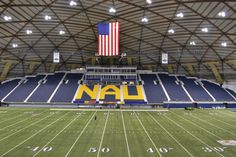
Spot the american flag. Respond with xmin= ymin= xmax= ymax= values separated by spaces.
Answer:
xmin=98 ymin=22 xmax=120 ymax=56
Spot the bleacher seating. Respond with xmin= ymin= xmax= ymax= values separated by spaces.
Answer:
xmin=140 ymin=74 xmax=167 ymax=103
xmin=4 ymin=75 xmax=45 ymax=102
xmin=201 ymin=80 xmax=235 ymax=101
xmin=226 ymin=89 xmax=236 ymax=99
xmin=27 ymin=73 xmax=65 ymax=102
xmin=177 ymin=76 xmax=213 ymax=101
xmin=158 ymin=73 xmax=191 ymax=101
xmin=0 ymin=79 xmax=21 ymax=101
xmin=50 ymin=73 xmax=83 ymax=103
xmin=0 ymin=71 xmax=235 ymax=107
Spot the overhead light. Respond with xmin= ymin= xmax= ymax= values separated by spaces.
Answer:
xmin=141 ymin=17 xmax=148 ymax=23
xmin=69 ymin=0 xmax=77 ymax=6
xmin=218 ymin=11 xmax=226 ymax=17
xmin=109 ymin=7 xmax=116 ymax=13
xmin=12 ymin=43 xmax=18 ymax=48
xmin=3 ymin=15 xmax=12 ymax=21
xmin=59 ymin=30 xmax=65 ymax=35
xmin=190 ymin=41 xmax=196 ymax=45
xmin=168 ymin=29 xmax=175 ymax=34
xmin=201 ymin=27 xmax=208 ymax=32
xmin=44 ymin=15 xmax=51 ymax=20
xmin=146 ymin=0 xmax=152 ymax=4
xmin=26 ymin=30 xmax=32 ymax=34
xmin=221 ymin=42 xmax=227 ymax=47
xmin=176 ymin=12 xmax=184 ymax=18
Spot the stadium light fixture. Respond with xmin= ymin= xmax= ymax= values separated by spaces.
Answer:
xmin=221 ymin=42 xmax=227 ymax=47
xmin=12 ymin=43 xmax=18 ymax=48
xmin=44 ymin=15 xmax=51 ymax=20
xmin=69 ymin=0 xmax=77 ymax=6
xmin=3 ymin=15 xmax=12 ymax=21
xmin=168 ymin=29 xmax=175 ymax=34
xmin=26 ymin=30 xmax=32 ymax=34
xmin=201 ymin=27 xmax=208 ymax=33
xmin=59 ymin=30 xmax=65 ymax=35
xmin=146 ymin=0 xmax=152 ymax=4
xmin=176 ymin=12 xmax=184 ymax=18
xmin=190 ymin=41 xmax=196 ymax=45
xmin=141 ymin=17 xmax=148 ymax=23
xmin=109 ymin=7 xmax=116 ymax=13
xmin=218 ymin=11 xmax=226 ymax=17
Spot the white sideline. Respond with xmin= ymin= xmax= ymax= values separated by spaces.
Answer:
xmin=164 ymin=114 xmax=225 ymax=157
xmin=0 ymin=112 xmax=52 ymax=142
xmin=147 ymin=112 xmax=194 ymax=157
xmin=134 ymin=111 xmax=162 ymax=157
xmin=65 ymin=111 xmax=97 ymax=157
xmin=97 ymin=111 xmax=109 ymax=157
xmin=121 ymin=111 xmax=131 ymax=157
xmin=0 ymin=112 xmax=69 ymax=157
xmin=33 ymin=113 xmax=81 ymax=156
xmin=50 ymin=108 xmax=169 ymax=112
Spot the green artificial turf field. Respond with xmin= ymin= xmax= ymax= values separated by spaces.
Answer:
xmin=0 ymin=108 xmax=235 ymax=157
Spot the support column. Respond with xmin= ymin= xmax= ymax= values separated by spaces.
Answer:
xmin=184 ymin=63 xmax=195 ymax=76
xmin=0 ymin=60 xmax=17 ymax=81
xmin=26 ymin=61 xmax=40 ymax=75
xmin=205 ymin=62 xmax=223 ymax=84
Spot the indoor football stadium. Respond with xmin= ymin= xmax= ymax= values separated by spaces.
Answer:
xmin=0 ymin=0 xmax=236 ymax=157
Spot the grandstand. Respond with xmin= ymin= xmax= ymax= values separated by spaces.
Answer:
xmin=0 ymin=1 xmax=236 ymax=157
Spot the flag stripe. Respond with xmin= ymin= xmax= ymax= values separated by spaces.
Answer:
xmin=97 ymin=22 xmax=119 ymax=56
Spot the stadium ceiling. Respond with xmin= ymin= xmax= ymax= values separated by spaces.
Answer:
xmin=0 ymin=0 xmax=236 ymax=80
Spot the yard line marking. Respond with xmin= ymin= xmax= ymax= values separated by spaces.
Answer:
xmin=0 ymin=112 xmax=69 ymax=157
xmin=33 ymin=113 xmax=82 ymax=157
xmin=147 ymin=112 xmax=194 ymax=157
xmin=206 ymin=115 xmax=236 ymax=129
xmin=97 ymin=111 xmax=109 ymax=157
xmin=0 ymin=111 xmax=52 ymax=142
xmin=164 ymin=114 xmax=225 ymax=157
xmin=190 ymin=114 xmax=236 ymax=137
xmin=171 ymin=111 xmax=222 ymax=139
xmin=0 ymin=113 xmax=24 ymax=125
xmin=65 ymin=111 xmax=97 ymax=157
xmin=0 ymin=117 xmax=30 ymax=131
xmin=134 ymin=112 xmax=162 ymax=157
xmin=121 ymin=111 xmax=131 ymax=157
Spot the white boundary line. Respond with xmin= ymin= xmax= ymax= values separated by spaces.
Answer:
xmin=0 ymin=112 xmax=69 ymax=157
xmin=65 ymin=111 xmax=97 ymax=157
xmin=164 ymin=114 xmax=225 ymax=157
xmin=33 ymin=113 xmax=82 ymax=156
xmin=147 ymin=112 xmax=194 ymax=157
xmin=50 ymin=108 xmax=169 ymax=112
xmin=97 ymin=111 xmax=109 ymax=157
xmin=134 ymin=111 xmax=162 ymax=157
xmin=121 ymin=111 xmax=131 ymax=157
xmin=0 ymin=112 xmax=52 ymax=142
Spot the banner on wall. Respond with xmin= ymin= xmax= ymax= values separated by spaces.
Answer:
xmin=162 ymin=53 xmax=168 ymax=64
xmin=53 ymin=50 xmax=60 ymax=63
